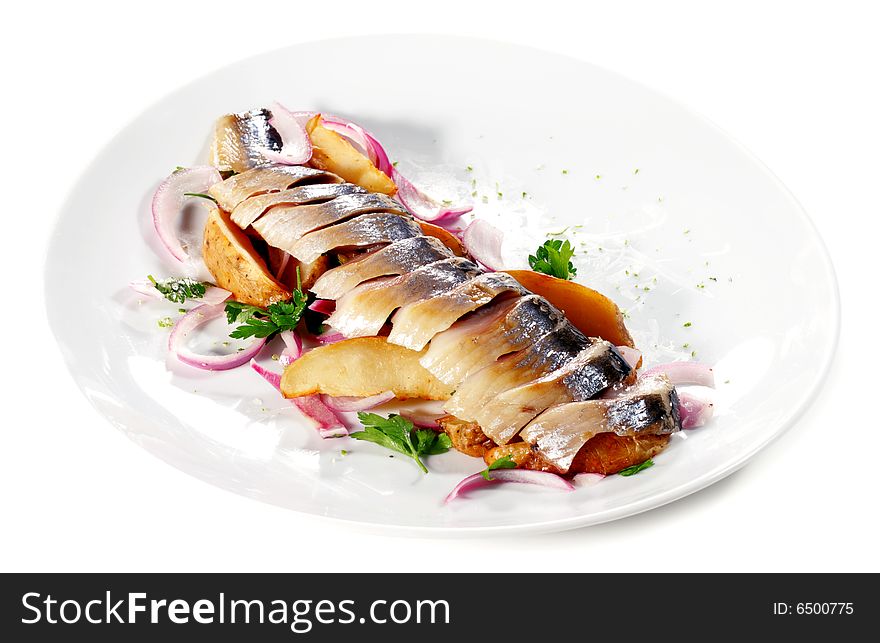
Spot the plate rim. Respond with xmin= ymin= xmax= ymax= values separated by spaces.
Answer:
xmin=43 ymin=34 xmax=841 ymax=536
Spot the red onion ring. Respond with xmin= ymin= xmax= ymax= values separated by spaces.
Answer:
xmin=461 ymin=219 xmax=505 ymax=271
xmin=320 ymin=391 xmax=396 ymax=412
xmin=264 ymin=101 xmax=312 ymax=165
xmin=250 ymin=359 xmax=347 ymax=439
xmin=392 ymin=168 xmax=473 ymax=224
xmin=320 ymin=114 xmax=394 ymax=175
xmin=274 ymin=252 xmax=291 ymax=280
xmin=129 ymin=280 xmax=231 ymax=305
xmin=398 ymin=411 xmax=444 ymax=430
xmin=574 ymin=473 xmax=606 ymax=487
xmin=277 ymin=330 xmax=303 ymax=367
xmin=445 ymin=469 xmax=575 ymax=503
xmin=678 ymin=393 xmax=714 ymax=429
xmin=308 ymin=299 xmax=336 ymax=315
xmin=642 ymin=361 xmax=715 ymax=387
xmin=169 ymin=303 xmax=265 ymax=371
xmin=151 ymin=166 xmax=221 ymax=262
xmin=315 ymin=329 xmax=347 ymax=344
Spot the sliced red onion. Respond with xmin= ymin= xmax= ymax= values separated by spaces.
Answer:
xmin=274 ymin=251 xmax=291 ymax=280
xmin=308 ymin=299 xmax=336 ymax=315
xmin=574 ymin=473 xmax=606 ymax=487
xmin=292 ymin=396 xmax=349 ymax=438
xmin=615 ymin=345 xmax=642 ymax=369
xmin=264 ymin=101 xmax=312 ymax=165
xmin=461 ymin=219 xmax=505 ymax=271
xmin=316 ymin=329 xmax=346 ymax=344
xmin=392 ymin=168 xmax=473 ymax=224
xmin=170 ymin=303 xmax=265 ymax=370
xmin=643 ymin=361 xmax=715 ymax=387
xmin=129 ymin=280 xmax=231 ymax=305
xmin=250 ymin=359 xmax=347 ymax=438
xmin=399 ymin=411 xmax=444 ymax=430
xmin=151 ymin=166 xmax=221 ymax=262
xmin=678 ymin=393 xmax=714 ymax=429
xmin=321 ymin=391 xmax=395 ymax=412
xmin=278 ymin=330 xmax=303 ymax=367
xmin=321 ymin=114 xmax=394 ymax=175
xmin=444 ymin=469 xmax=575 ymax=503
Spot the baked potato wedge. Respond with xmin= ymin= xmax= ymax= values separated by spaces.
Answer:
xmin=306 ymin=115 xmax=397 ymax=195
xmin=419 ymin=221 xmax=469 ymax=257
xmin=202 ymin=208 xmax=291 ymax=307
xmin=437 ymin=415 xmax=496 ymax=457
xmin=483 ymin=432 xmax=670 ymax=475
xmin=280 ymin=337 xmax=453 ymax=400
xmin=505 ymin=269 xmax=635 ymax=349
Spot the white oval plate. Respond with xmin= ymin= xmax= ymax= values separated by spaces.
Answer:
xmin=45 ymin=35 xmax=838 ymax=535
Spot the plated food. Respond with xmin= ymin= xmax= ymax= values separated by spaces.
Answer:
xmin=135 ymin=104 xmax=716 ymax=501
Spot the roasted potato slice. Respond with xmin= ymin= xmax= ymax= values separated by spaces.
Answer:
xmin=437 ymin=415 xmax=496 ymax=457
xmin=202 ymin=208 xmax=291 ymax=307
xmin=483 ymin=432 xmax=670 ymax=475
xmin=484 ymin=442 xmax=561 ymax=473
xmin=505 ymin=269 xmax=635 ymax=349
xmin=568 ymin=433 xmax=670 ymax=475
xmin=280 ymin=337 xmax=453 ymax=400
xmin=306 ymin=115 xmax=397 ymax=195
xmin=419 ymin=222 xmax=469 ymax=257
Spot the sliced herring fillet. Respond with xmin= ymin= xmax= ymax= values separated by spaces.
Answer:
xmin=520 ymin=375 xmax=681 ymax=473
xmin=289 ymin=212 xmax=423 ymax=263
xmin=311 ymin=236 xmax=453 ymax=300
xmin=475 ymin=341 xmax=631 ymax=444
xmin=387 ymin=272 xmax=527 ymax=351
xmin=443 ymin=322 xmax=590 ymax=422
xmin=230 ymin=183 xmax=367 ymax=229
xmin=326 ymin=257 xmax=481 ymax=338
xmin=253 ymin=193 xmax=408 ymax=253
xmin=208 ymin=165 xmax=340 ymax=212
xmin=419 ymin=295 xmax=565 ymax=387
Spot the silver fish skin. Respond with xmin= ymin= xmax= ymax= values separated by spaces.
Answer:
xmin=326 ymin=257 xmax=481 ymax=338
xmin=311 ymin=236 xmax=454 ymax=300
xmin=231 ymin=183 xmax=368 ymax=229
xmin=387 ymin=272 xmax=527 ymax=351
xmin=419 ymin=294 xmax=565 ymax=387
xmin=474 ymin=340 xmax=632 ymax=444
xmin=290 ymin=212 xmax=423 ymax=263
xmin=520 ymin=374 xmax=681 ymax=473
xmin=210 ymin=109 xmax=283 ymax=175
xmin=208 ymin=165 xmax=340 ymax=213
xmin=253 ymin=193 xmax=409 ymax=254
xmin=443 ymin=321 xmax=590 ymax=422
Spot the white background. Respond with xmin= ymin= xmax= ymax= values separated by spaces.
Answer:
xmin=2 ymin=0 xmax=877 ymax=572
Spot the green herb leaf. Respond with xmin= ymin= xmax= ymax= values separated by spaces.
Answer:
xmin=183 ymin=192 xmax=217 ymax=203
xmin=528 ymin=239 xmax=578 ymax=280
xmin=350 ymin=413 xmax=451 ymax=473
xmin=481 ymin=454 xmax=517 ymax=480
xmin=148 ymin=275 xmax=207 ymax=304
xmin=224 ymin=301 xmax=266 ymax=325
xmin=618 ymin=459 xmax=654 ymax=477
xmin=224 ymin=272 xmax=307 ymax=340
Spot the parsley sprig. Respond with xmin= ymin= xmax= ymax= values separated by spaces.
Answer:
xmin=350 ymin=413 xmax=452 ymax=473
xmin=148 ymin=275 xmax=207 ymax=304
xmin=480 ymin=454 xmax=517 ymax=480
xmin=618 ymin=459 xmax=654 ymax=477
xmin=528 ymin=239 xmax=577 ymax=280
xmin=224 ymin=297 xmax=307 ymax=339
xmin=224 ymin=269 xmax=307 ymax=339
